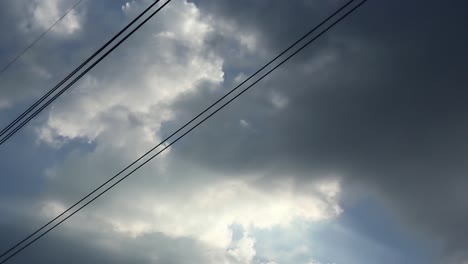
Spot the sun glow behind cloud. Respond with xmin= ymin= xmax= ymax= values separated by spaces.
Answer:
xmin=29 ymin=1 xmax=343 ymax=263
xmin=2 ymin=0 xmax=466 ymax=263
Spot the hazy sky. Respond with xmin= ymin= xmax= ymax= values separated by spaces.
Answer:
xmin=1 ymin=0 xmax=468 ymax=263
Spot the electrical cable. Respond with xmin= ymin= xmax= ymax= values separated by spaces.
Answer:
xmin=0 ymin=0 xmax=85 ymax=77
xmin=0 ymin=1 xmax=368 ymax=262
xmin=0 ymin=0 xmax=171 ymax=145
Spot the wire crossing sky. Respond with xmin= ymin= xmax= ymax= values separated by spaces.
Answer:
xmin=0 ymin=0 xmax=368 ymax=263
xmin=0 ymin=0 xmax=85 ymax=77
xmin=1 ymin=0 xmax=358 ymax=258
xmin=1 ymin=0 xmax=467 ymax=263
xmin=0 ymin=0 xmax=172 ymax=146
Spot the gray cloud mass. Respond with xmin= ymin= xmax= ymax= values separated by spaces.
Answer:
xmin=171 ymin=0 xmax=468 ymax=261
xmin=1 ymin=0 xmax=468 ymax=263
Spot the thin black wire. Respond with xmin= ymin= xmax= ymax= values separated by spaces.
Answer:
xmin=0 ymin=0 xmax=164 ymax=143
xmin=0 ymin=0 xmax=162 ymax=140
xmin=0 ymin=0 xmax=169 ymax=253
xmin=0 ymin=1 xmax=368 ymax=263
xmin=1 ymin=1 xmax=362 ymax=262
xmin=1 ymin=0 xmax=360 ymax=257
xmin=0 ymin=0 xmax=358 ymax=258
xmin=0 ymin=0 xmax=85 ymax=77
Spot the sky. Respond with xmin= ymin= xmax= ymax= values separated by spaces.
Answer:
xmin=0 ymin=0 xmax=467 ymax=263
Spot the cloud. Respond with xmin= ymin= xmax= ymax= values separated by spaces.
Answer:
xmin=2 ymin=0 xmax=468 ymax=263
xmin=0 ymin=214 xmax=221 ymax=264
xmin=19 ymin=1 xmax=343 ymax=263
xmin=26 ymin=0 xmax=83 ymax=36
xmin=40 ymin=150 xmax=341 ymax=263
xmin=37 ymin=0 xmax=223 ymax=148
xmin=171 ymin=0 xmax=468 ymax=261
xmin=0 ymin=0 xmax=87 ymax=107
xmin=269 ymin=92 xmax=289 ymax=110
xmin=122 ymin=1 xmax=137 ymax=12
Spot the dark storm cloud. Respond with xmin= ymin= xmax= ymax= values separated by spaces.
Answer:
xmin=0 ymin=194 xmax=213 ymax=264
xmin=197 ymin=0 xmax=341 ymax=53
xmin=0 ymin=215 xmax=211 ymax=264
xmin=166 ymin=0 xmax=468 ymax=260
xmin=2 ymin=0 xmax=468 ymax=262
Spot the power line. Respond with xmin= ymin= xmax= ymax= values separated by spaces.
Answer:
xmin=0 ymin=0 xmax=368 ymax=262
xmin=1 ymin=0 xmax=367 ymax=261
xmin=1 ymin=0 xmax=357 ymax=254
xmin=0 ymin=0 xmax=171 ymax=145
xmin=0 ymin=0 xmax=165 ymax=142
xmin=0 ymin=0 xmax=85 ymax=77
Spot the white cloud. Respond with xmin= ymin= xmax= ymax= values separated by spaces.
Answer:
xmin=33 ymin=1 xmax=343 ymax=263
xmin=122 ymin=1 xmax=136 ymax=12
xmin=100 ymin=178 xmax=341 ymax=246
xmin=214 ymin=19 xmax=259 ymax=53
xmin=41 ymin=173 xmax=342 ymax=264
xmin=227 ymin=233 xmax=256 ymax=263
xmin=38 ymin=0 xmax=223 ymax=150
xmin=234 ymin=73 xmax=247 ymax=84
xmin=270 ymin=91 xmax=289 ymax=109
xmin=240 ymin=119 xmax=250 ymax=128
xmin=28 ymin=0 xmax=82 ymax=35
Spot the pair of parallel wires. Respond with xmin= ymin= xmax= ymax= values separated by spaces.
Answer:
xmin=0 ymin=0 xmax=369 ymax=263
xmin=0 ymin=0 xmax=172 ymax=145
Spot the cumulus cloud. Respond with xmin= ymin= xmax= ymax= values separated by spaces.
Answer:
xmin=2 ymin=0 xmax=468 ymax=263
xmin=27 ymin=0 xmax=83 ymax=36
xmin=33 ymin=175 xmax=341 ymax=264
xmin=102 ymin=178 xmax=341 ymax=244
xmin=24 ymin=1 xmax=343 ymax=263
xmin=38 ymin=0 xmax=223 ymax=148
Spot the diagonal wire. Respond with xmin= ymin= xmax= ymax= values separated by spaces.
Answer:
xmin=0 ymin=0 xmax=359 ymax=257
xmin=0 ymin=0 xmax=368 ymax=263
xmin=0 ymin=0 xmax=85 ymax=77
xmin=0 ymin=0 xmax=166 ymax=144
xmin=0 ymin=0 xmax=170 ymax=255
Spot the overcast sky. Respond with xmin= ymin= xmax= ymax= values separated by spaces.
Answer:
xmin=1 ymin=0 xmax=468 ymax=263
